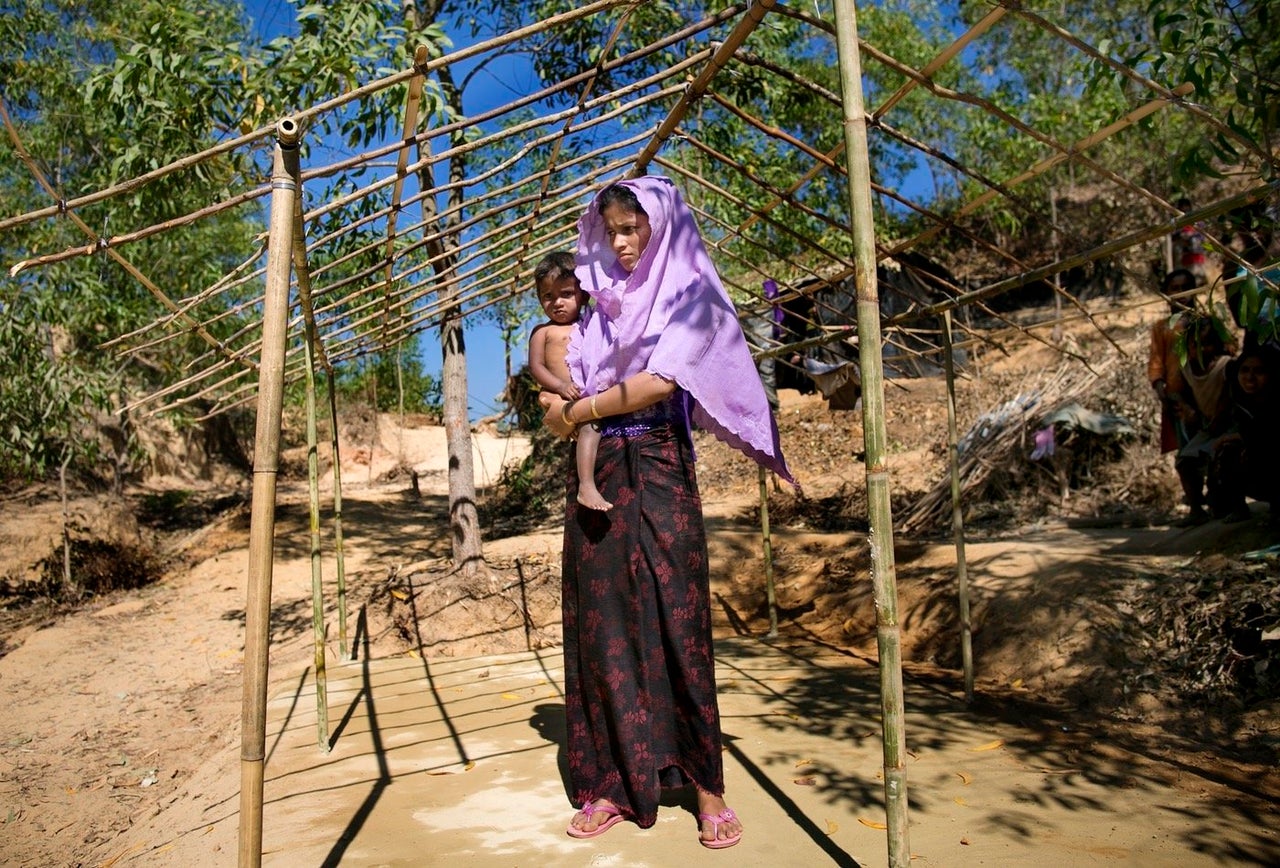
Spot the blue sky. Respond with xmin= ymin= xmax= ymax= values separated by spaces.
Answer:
xmin=245 ymin=0 xmax=520 ymax=422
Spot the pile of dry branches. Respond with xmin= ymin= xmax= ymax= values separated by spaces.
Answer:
xmin=900 ymin=345 xmax=1132 ymax=533
xmin=1123 ymin=558 xmax=1280 ymax=706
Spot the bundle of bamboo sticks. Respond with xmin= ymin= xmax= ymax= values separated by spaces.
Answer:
xmin=900 ymin=351 xmax=1123 ymax=534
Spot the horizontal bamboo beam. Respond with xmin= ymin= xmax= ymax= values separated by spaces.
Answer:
xmin=630 ymin=0 xmax=777 ymax=176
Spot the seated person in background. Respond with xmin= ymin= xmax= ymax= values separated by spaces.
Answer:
xmin=1169 ymin=312 xmax=1235 ymax=525
xmin=1209 ymin=344 xmax=1280 ymax=524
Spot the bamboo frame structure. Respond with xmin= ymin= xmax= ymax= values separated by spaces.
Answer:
xmin=4 ymin=4 xmax=1279 ymax=867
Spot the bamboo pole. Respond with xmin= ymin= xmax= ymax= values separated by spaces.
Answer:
xmin=656 ymin=157 xmax=855 ymax=270
xmin=630 ymin=0 xmax=778 ymax=176
xmin=664 ymin=128 xmax=1104 ymax=365
xmin=738 ymin=2 xmax=1008 ymax=236
xmin=507 ymin=2 xmax=638 ymax=278
xmin=670 ymin=123 xmax=1094 ymax=363
xmin=705 ymin=50 xmax=1165 ymax=341
xmin=1050 ymin=190 xmax=1063 ymax=342
xmin=833 ymin=2 xmax=910 ymax=863
xmin=295 ymin=185 xmax=332 ymax=751
xmin=940 ymin=311 xmax=974 ymax=702
xmin=758 ymin=465 xmax=779 ymax=638
xmin=303 ymin=320 xmax=331 ymax=752
xmin=292 ymin=177 xmax=350 ymax=666
xmin=872 ymin=5 xmax=1008 ymax=119
xmin=0 ymin=100 xmax=251 ymax=367
xmin=886 ymin=82 xmax=1196 ymax=258
xmin=10 ymin=14 xmax=690 ymax=276
xmin=239 ymin=116 xmax=301 ymax=868
xmin=380 ymin=45 xmax=431 ymax=319
xmin=1005 ymin=2 xmax=1279 ymax=171
xmin=906 ymin=182 xmax=1278 ymax=319
xmin=327 ymin=370 xmax=351 ymax=660
xmin=25 ymin=3 xmax=1266 ymax=429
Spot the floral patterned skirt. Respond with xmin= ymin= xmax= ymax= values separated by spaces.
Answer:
xmin=561 ymin=423 xmax=724 ymax=827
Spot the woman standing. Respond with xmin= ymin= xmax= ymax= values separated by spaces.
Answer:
xmin=544 ymin=176 xmax=793 ymax=848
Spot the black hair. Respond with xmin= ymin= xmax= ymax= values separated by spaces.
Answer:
xmin=1161 ymin=268 xmax=1196 ymax=293
xmin=533 ymin=251 xmax=576 ymax=287
xmin=597 ymin=183 xmax=646 ymax=217
xmin=1161 ymin=268 xmax=1197 ymax=310
xmin=1235 ymin=341 xmax=1280 ymax=372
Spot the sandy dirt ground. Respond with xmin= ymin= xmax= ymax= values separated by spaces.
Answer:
xmin=1 ymin=309 xmax=1279 ymax=865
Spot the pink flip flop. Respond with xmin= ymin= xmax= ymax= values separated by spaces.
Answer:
xmin=698 ymin=807 xmax=743 ymax=849
xmin=566 ymin=801 xmax=625 ymax=839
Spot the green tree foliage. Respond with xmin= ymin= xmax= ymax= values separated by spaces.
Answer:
xmin=0 ymin=305 xmax=106 ymax=479
xmin=1 ymin=0 xmax=262 ymax=483
xmin=330 ymin=350 xmax=443 ymax=416
xmin=0 ymin=0 xmax=454 ymax=485
xmin=1119 ymin=0 xmax=1278 ymax=182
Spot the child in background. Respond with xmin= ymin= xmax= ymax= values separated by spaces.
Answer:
xmin=528 ymin=252 xmax=611 ymax=511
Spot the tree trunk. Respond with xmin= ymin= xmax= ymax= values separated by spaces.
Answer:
xmin=434 ymin=64 xmax=482 ymax=574
xmin=440 ymin=309 xmax=481 ymax=571
xmin=404 ymin=4 xmax=483 ymax=574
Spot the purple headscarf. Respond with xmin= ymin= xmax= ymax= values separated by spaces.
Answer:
xmin=567 ymin=175 xmax=794 ymax=484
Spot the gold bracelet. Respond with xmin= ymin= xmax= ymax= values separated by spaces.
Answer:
xmin=590 ymin=395 xmax=601 ymax=419
xmin=560 ymin=400 xmax=575 ymax=427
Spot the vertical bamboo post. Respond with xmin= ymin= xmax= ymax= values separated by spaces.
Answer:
xmin=239 ymin=116 xmax=300 ymax=868
xmin=303 ymin=322 xmax=331 ymax=751
xmin=758 ymin=465 xmax=778 ymax=638
xmin=291 ymin=187 xmax=349 ymax=667
xmin=327 ymin=370 xmax=350 ymax=660
xmin=395 ymin=345 xmax=406 ymax=465
xmin=60 ymin=453 xmax=72 ymax=591
xmin=1050 ymin=190 xmax=1062 ymax=343
xmin=832 ymin=2 xmax=911 ymax=864
xmin=940 ymin=311 xmax=974 ymax=702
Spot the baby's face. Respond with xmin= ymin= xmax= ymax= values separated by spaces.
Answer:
xmin=537 ymin=275 xmax=584 ymax=325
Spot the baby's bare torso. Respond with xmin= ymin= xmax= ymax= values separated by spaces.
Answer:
xmin=536 ymin=322 xmax=574 ymax=383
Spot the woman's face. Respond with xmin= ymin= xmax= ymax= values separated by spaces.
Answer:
xmin=601 ymin=202 xmax=652 ymax=273
xmin=1237 ymin=355 xmax=1269 ymax=396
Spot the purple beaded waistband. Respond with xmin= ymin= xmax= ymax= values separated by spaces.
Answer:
xmin=597 ymin=419 xmax=674 ymax=438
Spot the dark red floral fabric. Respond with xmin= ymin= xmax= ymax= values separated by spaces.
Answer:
xmin=561 ymin=423 xmax=725 ymax=828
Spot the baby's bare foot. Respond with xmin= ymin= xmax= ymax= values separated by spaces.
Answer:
xmin=576 ymin=487 xmax=613 ymax=511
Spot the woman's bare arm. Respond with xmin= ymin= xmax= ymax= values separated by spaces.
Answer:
xmin=544 ymin=371 xmax=676 ymax=438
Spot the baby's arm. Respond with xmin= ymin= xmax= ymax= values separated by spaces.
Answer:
xmin=528 ymin=325 xmax=580 ymax=400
